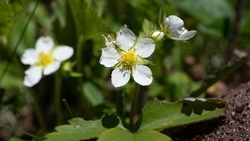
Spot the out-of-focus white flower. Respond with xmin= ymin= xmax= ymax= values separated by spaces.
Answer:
xmin=100 ymin=27 xmax=155 ymax=87
xmin=164 ymin=15 xmax=197 ymax=40
xmin=21 ymin=36 xmax=73 ymax=87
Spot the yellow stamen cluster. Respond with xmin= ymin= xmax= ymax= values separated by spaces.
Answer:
xmin=121 ymin=50 xmax=137 ymax=69
xmin=38 ymin=52 xmax=54 ymax=67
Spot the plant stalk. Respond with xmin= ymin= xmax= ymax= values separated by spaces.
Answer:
xmin=54 ymin=72 xmax=63 ymax=125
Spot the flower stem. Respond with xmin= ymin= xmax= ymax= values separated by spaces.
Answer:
xmin=173 ymin=43 xmax=182 ymax=70
xmin=62 ymin=98 xmax=73 ymax=119
xmin=54 ymin=72 xmax=63 ymax=125
xmin=0 ymin=123 xmax=38 ymax=138
xmin=129 ymin=84 xmax=140 ymax=132
xmin=30 ymin=90 xmax=46 ymax=130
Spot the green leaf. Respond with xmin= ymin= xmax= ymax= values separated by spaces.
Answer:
xmin=0 ymin=0 xmax=29 ymax=37
xmin=139 ymin=98 xmax=224 ymax=131
xmin=67 ymin=0 xmax=109 ymax=40
xmin=172 ymin=0 xmax=234 ymax=23
xmin=82 ymin=81 xmax=104 ymax=106
xmin=10 ymin=137 xmax=24 ymax=141
xmin=190 ymin=56 xmax=248 ymax=97
xmin=98 ymin=128 xmax=172 ymax=141
xmin=45 ymin=118 xmax=107 ymax=141
xmin=167 ymin=71 xmax=199 ymax=101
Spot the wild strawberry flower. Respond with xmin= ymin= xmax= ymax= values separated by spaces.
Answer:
xmin=164 ymin=15 xmax=197 ymax=40
xmin=21 ymin=36 xmax=73 ymax=87
xmin=100 ymin=27 xmax=155 ymax=87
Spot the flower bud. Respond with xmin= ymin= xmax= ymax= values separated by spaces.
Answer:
xmin=150 ymin=30 xmax=164 ymax=42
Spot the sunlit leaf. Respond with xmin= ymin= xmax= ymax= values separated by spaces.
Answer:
xmin=45 ymin=118 xmax=107 ymax=141
xmin=139 ymin=98 xmax=224 ymax=131
xmin=98 ymin=128 xmax=172 ymax=141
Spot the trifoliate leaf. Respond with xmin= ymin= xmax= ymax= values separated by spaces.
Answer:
xmin=45 ymin=118 xmax=107 ymax=141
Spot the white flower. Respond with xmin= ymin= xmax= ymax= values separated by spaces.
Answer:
xmin=100 ymin=27 xmax=155 ymax=87
xmin=164 ymin=15 xmax=197 ymax=40
xmin=21 ymin=36 xmax=74 ymax=87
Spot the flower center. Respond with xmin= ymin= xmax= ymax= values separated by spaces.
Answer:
xmin=38 ymin=52 xmax=54 ymax=67
xmin=121 ymin=50 xmax=137 ymax=69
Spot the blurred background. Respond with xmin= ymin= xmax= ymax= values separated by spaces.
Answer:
xmin=0 ymin=0 xmax=249 ymax=140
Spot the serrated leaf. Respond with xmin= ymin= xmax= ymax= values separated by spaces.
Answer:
xmin=181 ymin=98 xmax=225 ymax=115
xmin=45 ymin=118 xmax=107 ymax=141
xmin=98 ymin=128 xmax=172 ymax=141
xmin=190 ymin=56 xmax=248 ymax=97
xmin=67 ymin=0 xmax=109 ymax=40
xmin=139 ymin=98 xmax=224 ymax=131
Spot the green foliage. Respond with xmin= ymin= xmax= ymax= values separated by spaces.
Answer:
xmin=45 ymin=118 xmax=107 ymax=141
xmin=0 ymin=0 xmax=247 ymax=140
xmin=67 ymin=0 xmax=109 ymax=40
xmin=82 ymin=81 xmax=104 ymax=106
xmin=10 ymin=137 xmax=23 ymax=141
xmin=99 ymin=128 xmax=172 ymax=141
xmin=172 ymin=0 xmax=234 ymax=23
xmin=167 ymin=70 xmax=199 ymax=101
xmin=139 ymin=98 xmax=224 ymax=131
xmin=0 ymin=0 xmax=28 ymax=37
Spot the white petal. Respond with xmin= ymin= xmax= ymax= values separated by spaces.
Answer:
xmin=135 ymin=38 xmax=155 ymax=58
xmin=53 ymin=46 xmax=74 ymax=61
xmin=169 ymin=27 xmax=184 ymax=37
xmin=177 ymin=30 xmax=197 ymax=40
xmin=165 ymin=15 xmax=184 ymax=31
xmin=21 ymin=49 xmax=39 ymax=65
xmin=116 ymin=28 xmax=135 ymax=51
xmin=100 ymin=47 xmax=121 ymax=67
xmin=111 ymin=67 xmax=130 ymax=87
xmin=36 ymin=36 xmax=54 ymax=53
xmin=43 ymin=61 xmax=61 ymax=75
xmin=132 ymin=65 xmax=153 ymax=86
xmin=24 ymin=66 xmax=42 ymax=87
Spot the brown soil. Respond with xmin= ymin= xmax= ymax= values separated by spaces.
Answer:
xmin=165 ymin=81 xmax=250 ymax=141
